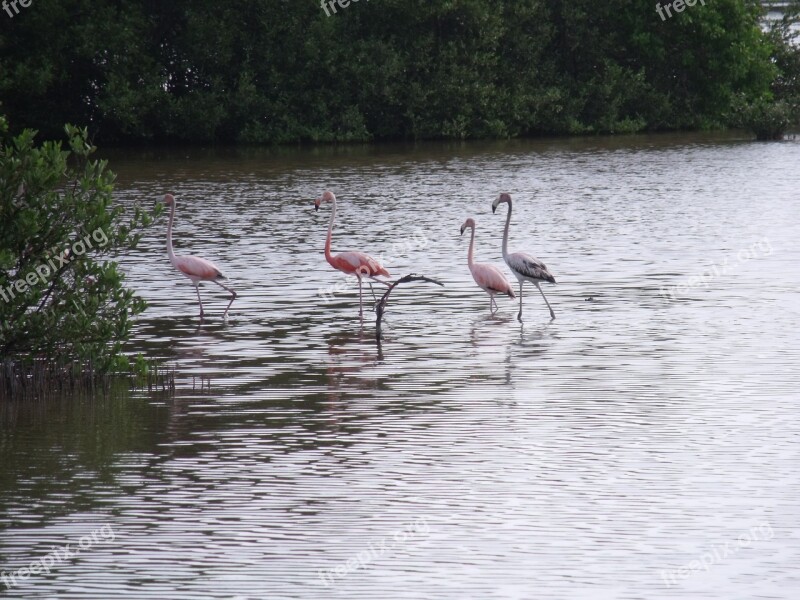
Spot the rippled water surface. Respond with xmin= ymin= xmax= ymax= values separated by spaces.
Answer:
xmin=2 ymin=133 xmax=799 ymax=599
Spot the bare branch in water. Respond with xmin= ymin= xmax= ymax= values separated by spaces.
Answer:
xmin=375 ymin=274 xmax=445 ymax=341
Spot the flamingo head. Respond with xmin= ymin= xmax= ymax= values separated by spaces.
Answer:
xmin=315 ymin=190 xmax=336 ymax=212
xmin=163 ymin=194 xmax=175 ymax=207
xmin=492 ymin=192 xmax=511 ymax=214
xmin=460 ymin=217 xmax=476 ymax=236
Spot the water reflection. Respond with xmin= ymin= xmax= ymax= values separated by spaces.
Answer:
xmin=323 ymin=329 xmax=383 ymax=403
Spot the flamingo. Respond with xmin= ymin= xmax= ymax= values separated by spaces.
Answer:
xmin=460 ymin=217 xmax=515 ymax=314
xmin=314 ymin=190 xmax=390 ymax=320
xmin=163 ymin=194 xmax=237 ymax=319
xmin=491 ymin=193 xmax=556 ymax=321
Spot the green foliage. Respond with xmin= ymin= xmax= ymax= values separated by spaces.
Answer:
xmin=0 ymin=0 xmax=789 ymax=143
xmin=766 ymin=0 xmax=800 ymax=102
xmin=730 ymin=1 xmax=800 ymax=139
xmin=132 ymin=353 xmax=148 ymax=379
xmin=732 ymin=95 xmax=795 ymax=139
xmin=0 ymin=123 xmax=159 ymax=369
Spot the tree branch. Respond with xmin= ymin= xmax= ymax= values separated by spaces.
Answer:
xmin=375 ymin=273 xmax=444 ymax=341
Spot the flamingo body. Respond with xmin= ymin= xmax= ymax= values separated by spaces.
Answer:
xmin=174 ymin=254 xmax=226 ymax=283
xmin=328 ymin=251 xmax=390 ymax=278
xmin=504 ymin=252 xmax=556 ymax=285
xmin=469 ymin=262 xmax=516 ymax=298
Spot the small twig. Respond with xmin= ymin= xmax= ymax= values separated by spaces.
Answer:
xmin=375 ymin=273 xmax=444 ymax=341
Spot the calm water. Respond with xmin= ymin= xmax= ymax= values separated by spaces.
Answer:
xmin=1 ymin=132 xmax=799 ymax=599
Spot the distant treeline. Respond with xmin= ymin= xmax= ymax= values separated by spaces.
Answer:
xmin=0 ymin=0 xmax=797 ymax=144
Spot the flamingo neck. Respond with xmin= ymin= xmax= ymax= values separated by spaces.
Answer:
xmin=467 ymin=226 xmax=475 ymax=267
xmin=166 ymin=201 xmax=178 ymax=266
xmin=501 ymin=199 xmax=512 ymax=260
xmin=324 ymin=198 xmax=336 ymax=265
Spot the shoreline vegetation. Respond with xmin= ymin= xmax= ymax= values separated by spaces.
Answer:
xmin=0 ymin=358 xmax=176 ymax=401
xmin=0 ymin=118 xmax=165 ymax=395
xmin=1 ymin=1 xmax=799 ymax=145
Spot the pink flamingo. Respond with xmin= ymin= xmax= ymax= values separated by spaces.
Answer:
xmin=460 ymin=217 xmax=515 ymax=314
xmin=164 ymin=194 xmax=237 ymax=319
xmin=315 ymin=190 xmax=390 ymax=320
xmin=492 ymin=193 xmax=556 ymax=321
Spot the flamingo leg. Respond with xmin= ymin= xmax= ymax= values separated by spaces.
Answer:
xmin=195 ymin=284 xmax=205 ymax=319
xmin=358 ymin=276 xmax=364 ymax=322
xmin=518 ymin=281 xmax=524 ymax=322
xmin=213 ymin=280 xmax=237 ymax=319
xmin=535 ymin=282 xmax=556 ymax=320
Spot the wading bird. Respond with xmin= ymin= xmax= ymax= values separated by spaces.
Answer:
xmin=314 ymin=191 xmax=390 ymax=320
xmin=163 ymin=194 xmax=237 ymax=319
xmin=491 ymin=193 xmax=556 ymax=321
xmin=460 ymin=217 xmax=515 ymax=314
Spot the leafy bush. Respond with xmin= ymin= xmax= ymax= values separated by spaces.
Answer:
xmin=0 ymin=117 xmax=158 ymax=370
xmin=732 ymin=95 xmax=795 ymax=140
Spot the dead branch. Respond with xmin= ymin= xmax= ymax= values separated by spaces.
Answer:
xmin=375 ymin=273 xmax=445 ymax=340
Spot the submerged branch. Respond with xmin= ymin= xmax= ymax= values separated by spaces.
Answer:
xmin=375 ymin=273 xmax=444 ymax=341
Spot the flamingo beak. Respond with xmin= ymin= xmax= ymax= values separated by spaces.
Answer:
xmin=460 ymin=225 xmax=466 ymax=236
xmin=492 ymin=204 xmax=497 ymax=214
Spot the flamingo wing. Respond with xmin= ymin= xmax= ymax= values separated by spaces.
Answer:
xmin=471 ymin=262 xmax=515 ymax=297
xmin=508 ymin=252 xmax=556 ymax=283
xmin=332 ymin=251 xmax=390 ymax=277
xmin=175 ymin=255 xmax=226 ymax=281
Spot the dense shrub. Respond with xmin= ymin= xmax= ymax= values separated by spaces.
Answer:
xmin=0 ymin=117 xmax=157 ymax=369
xmin=0 ymin=0 xmax=793 ymax=143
